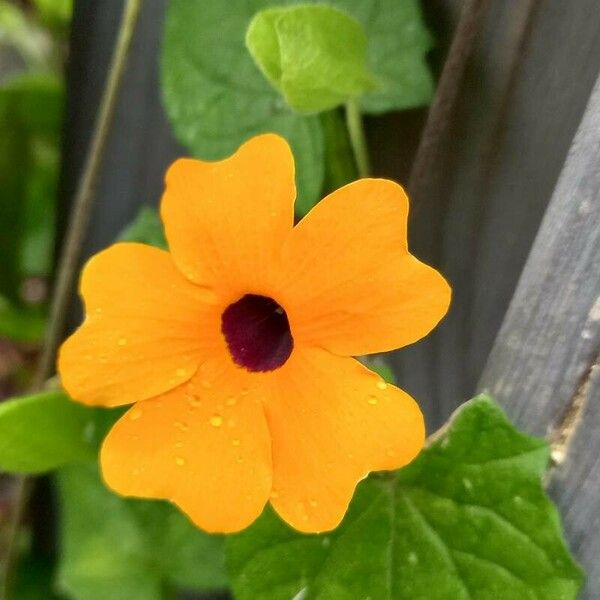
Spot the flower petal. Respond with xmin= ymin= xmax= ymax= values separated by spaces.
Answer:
xmin=58 ymin=243 xmax=222 ymax=407
xmin=278 ymin=179 xmax=451 ymax=355
xmin=100 ymin=360 xmax=272 ymax=533
xmin=161 ymin=133 xmax=296 ymax=298
xmin=266 ymin=346 xmax=424 ymax=532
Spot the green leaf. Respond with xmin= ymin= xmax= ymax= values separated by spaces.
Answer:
xmin=161 ymin=0 xmax=434 ymax=215
xmin=161 ymin=0 xmax=324 ymax=215
xmin=0 ymin=294 xmax=46 ymax=343
xmin=118 ymin=206 xmax=167 ymax=249
xmin=33 ymin=0 xmax=72 ymax=33
xmin=246 ymin=5 xmax=377 ymax=113
xmin=359 ymin=354 xmax=397 ymax=384
xmin=0 ymin=72 xmax=63 ymax=332
xmin=227 ymin=396 xmax=583 ymax=600
xmin=57 ymin=464 xmax=228 ymax=600
xmin=0 ymin=391 xmax=96 ymax=473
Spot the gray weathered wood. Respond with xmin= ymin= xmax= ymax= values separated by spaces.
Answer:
xmin=388 ymin=0 xmax=600 ymax=430
xmin=480 ymin=74 xmax=600 ymax=598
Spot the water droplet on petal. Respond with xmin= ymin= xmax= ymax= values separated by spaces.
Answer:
xmin=129 ymin=407 xmax=143 ymax=421
xmin=209 ymin=415 xmax=223 ymax=427
xmin=367 ymin=396 xmax=378 ymax=405
xmin=174 ymin=441 xmax=184 ymax=448
xmin=240 ymin=388 xmax=249 ymax=396
xmin=376 ymin=380 xmax=387 ymax=390
xmin=174 ymin=421 xmax=189 ymax=432
xmin=225 ymin=397 xmax=237 ymax=406
xmin=232 ymin=438 xmax=240 ymax=446
xmin=186 ymin=394 xmax=202 ymax=408
xmin=117 ymin=337 xmax=127 ymax=346
xmin=175 ymin=456 xmax=185 ymax=466
xmin=309 ymin=498 xmax=318 ymax=508
xmin=176 ymin=368 xmax=187 ymax=377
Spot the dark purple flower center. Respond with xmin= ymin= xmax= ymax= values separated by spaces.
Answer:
xmin=221 ymin=294 xmax=293 ymax=372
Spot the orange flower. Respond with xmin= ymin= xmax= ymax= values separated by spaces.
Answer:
xmin=58 ymin=134 xmax=450 ymax=534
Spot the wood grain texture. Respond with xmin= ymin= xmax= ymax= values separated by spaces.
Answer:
xmin=479 ymin=73 xmax=600 ymax=597
xmin=387 ymin=0 xmax=600 ymax=430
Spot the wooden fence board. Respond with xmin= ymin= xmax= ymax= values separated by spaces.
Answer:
xmin=391 ymin=0 xmax=600 ymax=429
xmin=479 ymin=73 xmax=600 ymax=597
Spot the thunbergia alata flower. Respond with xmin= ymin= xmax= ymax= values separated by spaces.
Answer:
xmin=58 ymin=134 xmax=450 ymax=533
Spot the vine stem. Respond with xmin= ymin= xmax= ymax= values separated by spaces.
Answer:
xmin=33 ymin=0 xmax=143 ymax=388
xmin=345 ymin=97 xmax=371 ymax=178
xmin=0 ymin=1 xmax=143 ymax=597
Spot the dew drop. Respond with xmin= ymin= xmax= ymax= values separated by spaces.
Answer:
xmin=376 ymin=380 xmax=387 ymax=390
xmin=176 ymin=368 xmax=187 ymax=377
xmin=174 ymin=420 xmax=189 ymax=432
xmin=129 ymin=407 xmax=143 ymax=421
xmin=175 ymin=441 xmax=184 ymax=449
xmin=225 ymin=397 xmax=237 ymax=406
xmin=309 ymin=498 xmax=318 ymax=508
xmin=240 ymin=388 xmax=249 ymax=396
xmin=187 ymin=395 xmax=202 ymax=408
xmin=322 ymin=537 xmax=331 ymax=548
xmin=175 ymin=456 xmax=186 ymax=467
xmin=367 ymin=396 xmax=378 ymax=405
xmin=232 ymin=438 xmax=241 ymax=446
xmin=117 ymin=337 xmax=127 ymax=346
xmin=209 ymin=415 xmax=223 ymax=427
xmin=408 ymin=552 xmax=418 ymax=565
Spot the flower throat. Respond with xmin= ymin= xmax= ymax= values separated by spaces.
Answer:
xmin=221 ymin=294 xmax=293 ymax=372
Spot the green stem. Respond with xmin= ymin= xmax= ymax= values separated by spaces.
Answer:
xmin=320 ymin=109 xmax=358 ymax=192
xmin=345 ymin=96 xmax=371 ymax=178
xmin=0 ymin=2 xmax=143 ymax=598
xmin=33 ymin=0 xmax=143 ymax=389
